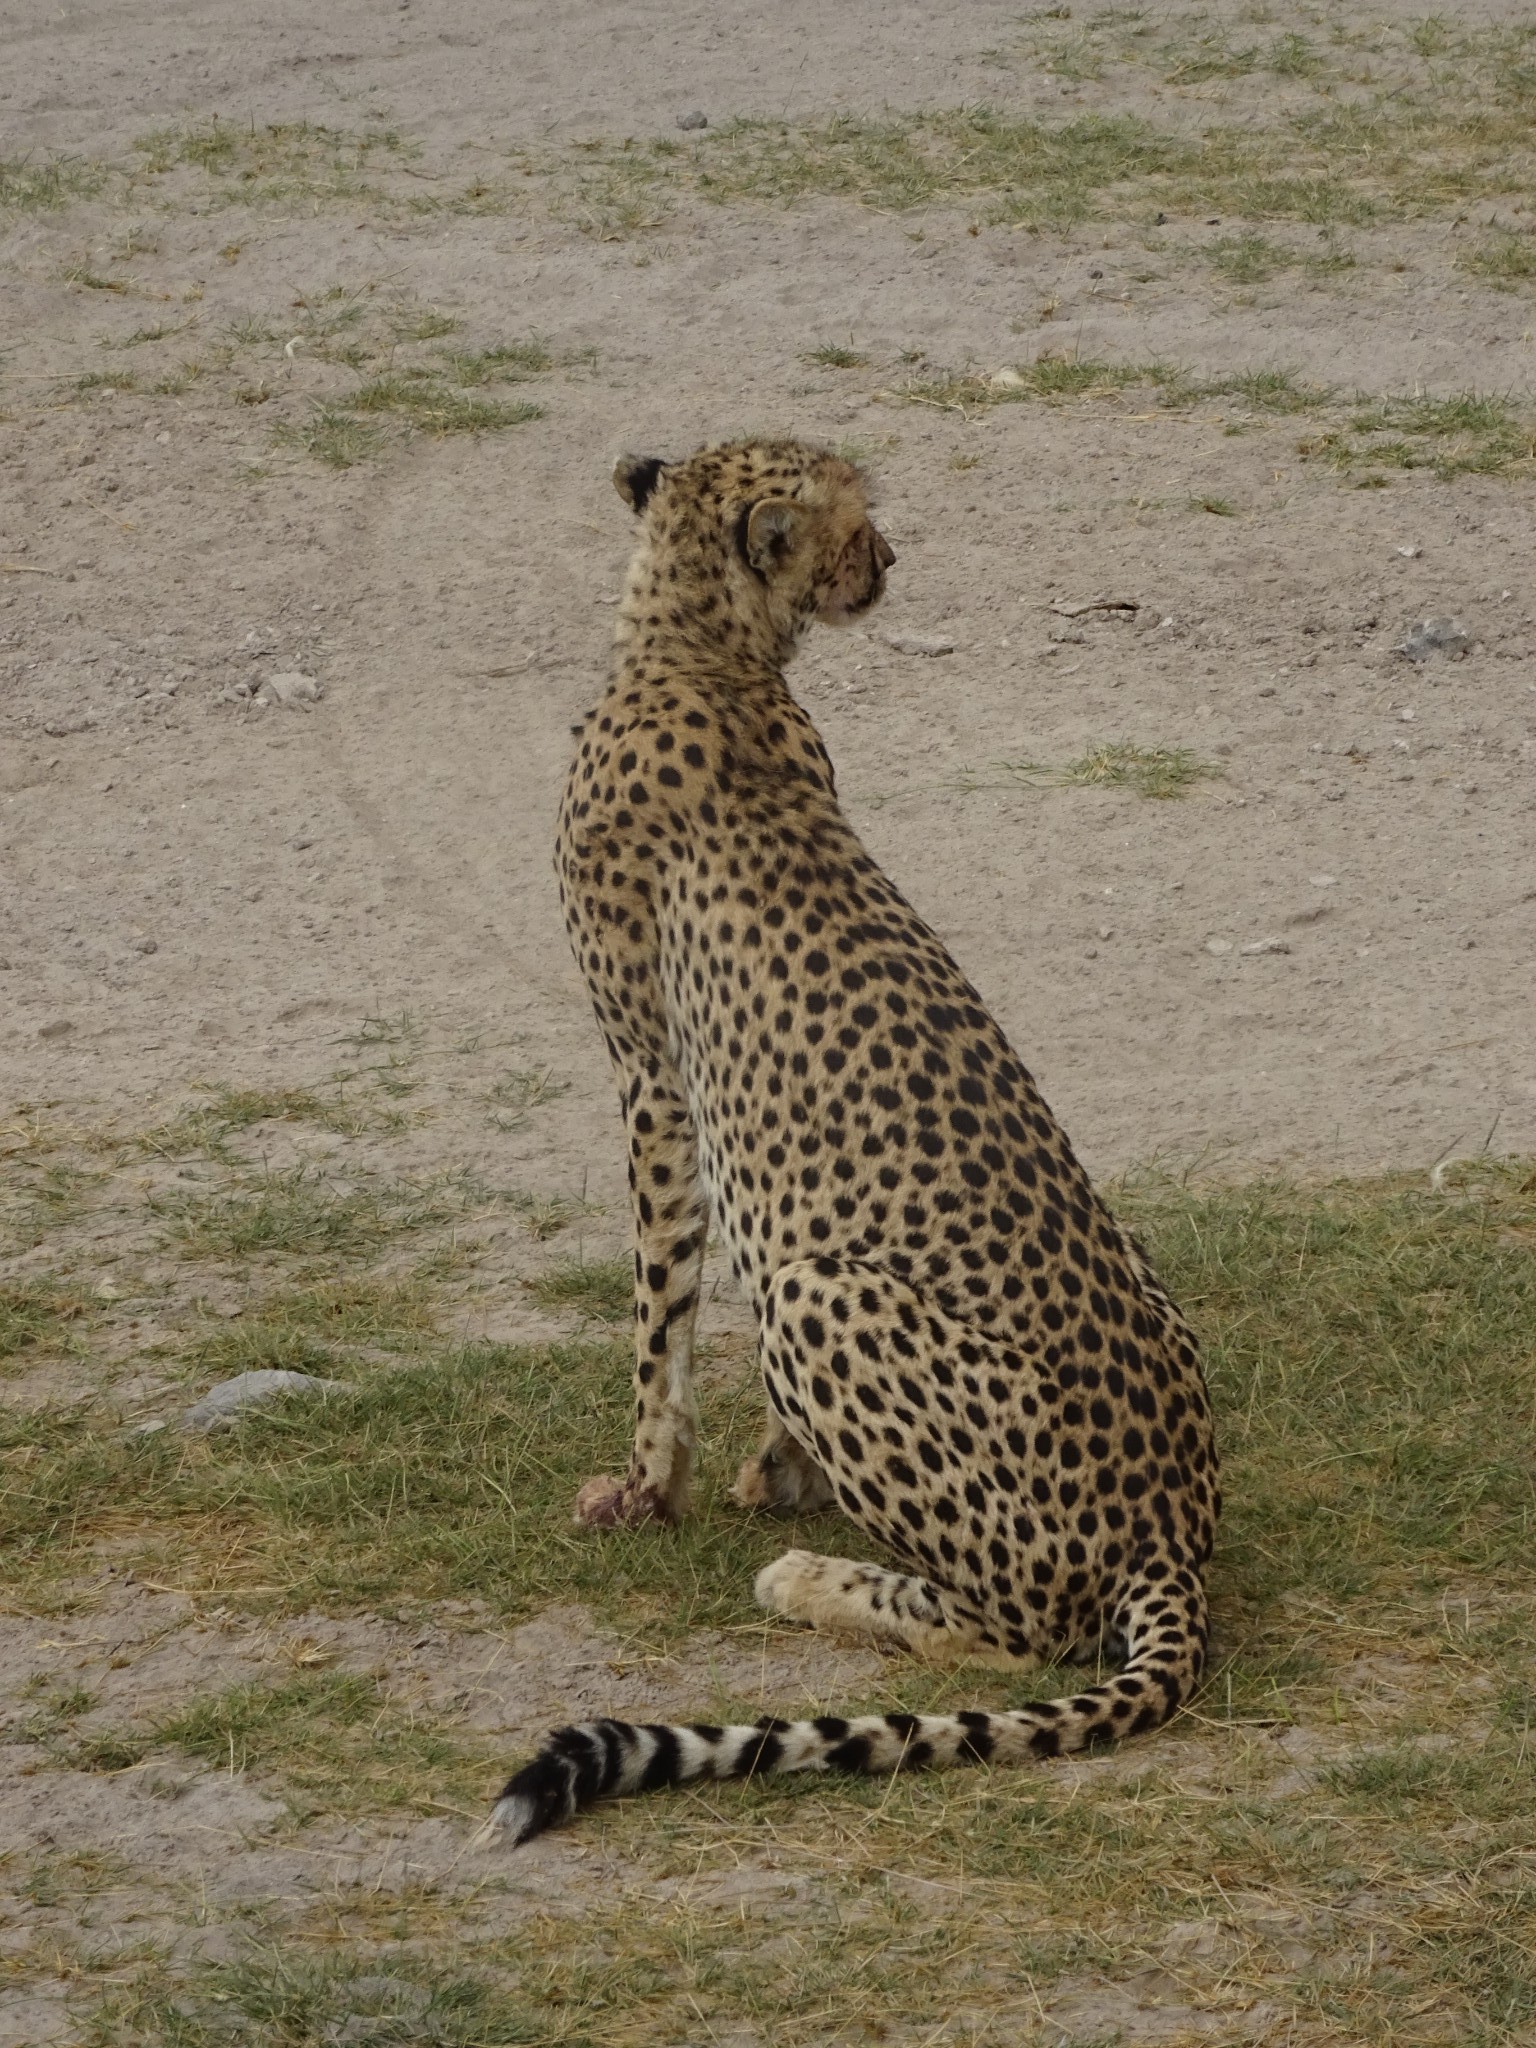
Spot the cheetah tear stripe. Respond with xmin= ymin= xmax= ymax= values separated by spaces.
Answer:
xmin=485 ymin=1647 xmax=1191 ymax=1847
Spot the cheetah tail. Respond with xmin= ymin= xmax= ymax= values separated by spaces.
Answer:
xmin=478 ymin=1595 xmax=1208 ymax=1848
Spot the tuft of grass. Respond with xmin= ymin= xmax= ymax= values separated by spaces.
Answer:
xmin=0 ymin=152 xmax=106 ymax=210
xmin=1060 ymin=740 xmax=1221 ymax=798
xmin=1191 ymin=493 xmax=1237 ymax=516
xmin=184 ymin=1273 xmax=441 ymax=1383
xmin=0 ymin=1278 xmax=93 ymax=1367
xmin=1210 ymin=365 xmax=1329 ymax=413
xmin=271 ymin=336 xmax=558 ymax=466
xmin=1461 ymin=228 xmax=1536 ymax=288
xmin=485 ymin=1068 xmax=569 ymax=1133
xmin=389 ymin=305 xmax=463 ymax=341
xmin=904 ymin=353 xmax=1171 ymax=413
xmin=107 ymin=318 xmax=198 ymax=349
xmin=60 ymin=265 xmax=130 ymax=293
xmin=348 ymin=375 xmax=543 ymax=435
xmin=438 ymin=338 xmax=594 ymax=382
xmin=804 ymin=342 xmax=870 ymax=369
xmin=527 ymin=1255 xmax=633 ymax=1325
xmin=1210 ymin=230 xmax=1293 ymax=282
xmin=20 ymin=1849 xmax=132 ymax=1909
xmin=507 ymin=1193 xmax=587 ymax=1242
xmin=271 ymin=405 xmax=385 ymax=470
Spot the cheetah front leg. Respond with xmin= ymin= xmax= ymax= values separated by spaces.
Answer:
xmin=574 ymin=1058 xmax=708 ymax=1529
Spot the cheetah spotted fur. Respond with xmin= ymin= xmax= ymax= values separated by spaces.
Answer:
xmin=486 ymin=438 xmax=1219 ymax=1846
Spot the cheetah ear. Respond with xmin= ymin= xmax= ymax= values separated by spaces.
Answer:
xmin=744 ymin=497 xmax=808 ymax=576
xmin=613 ymin=454 xmax=667 ymax=513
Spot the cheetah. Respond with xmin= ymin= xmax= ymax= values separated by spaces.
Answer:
xmin=486 ymin=438 xmax=1219 ymax=1847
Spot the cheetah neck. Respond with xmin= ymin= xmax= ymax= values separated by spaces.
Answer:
xmin=614 ymin=536 xmax=806 ymax=679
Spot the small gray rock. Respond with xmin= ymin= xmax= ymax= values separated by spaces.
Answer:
xmin=38 ymin=1019 xmax=73 ymax=1040
xmin=130 ymin=936 xmax=158 ymax=955
xmin=1397 ymin=616 xmax=1469 ymax=661
xmin=259 ymin=670 xmax=323 ymax=711
xmin=182 ymin=1369 xmax=348 ymax=1433
xmin=883 ymin=630 xmax=956 ymax=657
xmin=1240 ymin=936 xmax=1291 ymax=956
xmin=1204 ymin=938 xmax=1233 ymax=956
xmin=676 ymin=110 xmax=708 ymax=131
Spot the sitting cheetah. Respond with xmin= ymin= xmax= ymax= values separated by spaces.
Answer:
xmin=487 ymin=438 xmax=1219 ymax=1847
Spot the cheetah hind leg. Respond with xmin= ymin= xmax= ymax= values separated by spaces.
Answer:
xmin=732 ymin=1413 xmax=837 ymax=1516
xmin=756 ymin=1549 xmax=1037 ymax=1672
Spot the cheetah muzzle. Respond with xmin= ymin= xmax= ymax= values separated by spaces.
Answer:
xmin=483 ymin=437 xmax=1220 ymax=1847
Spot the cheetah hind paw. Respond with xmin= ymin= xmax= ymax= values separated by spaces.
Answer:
xmin=753 ymin=1548 xmax=837 ymax=1623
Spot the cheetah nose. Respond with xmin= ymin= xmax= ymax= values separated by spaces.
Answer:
xmin=874 ymin=531 xmax=896 ymax=570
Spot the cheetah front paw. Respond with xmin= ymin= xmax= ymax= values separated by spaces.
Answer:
xmin=573 ymin=1474 xmax=673 ymax=1529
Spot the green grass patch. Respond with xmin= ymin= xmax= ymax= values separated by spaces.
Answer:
xmin=347 ymin=375 xmax=543 ymax=436
xmin=139 ymin=1083 xmax=370 ymax=1160
xmin=154 ymin=1165 xmax=471 ymax=1264
xmin=131 ymin=118 xmax=421 ymax=206
xmin=25 ymin=1667 xmax=489 ymax=1820
xmin=271 ymin=340 xmax=557 ymax=465
xmin=20 ymin=1849 xmax=133 ymax=1909
xmin=0 ymin=1336 xmax=813 ymax=1626
xmin=10 ymin=1164 xmax=1536 ymax=2042
xmin=1214 ymin=366 xmax=1330 ymax=413
xmin=4 ymin=1166 xmax=1530 ymax=1654
xmin=0 ymin=152 xmax=106 ymax=211
xmin=182 ymin=1273 xmax=440 ymax=1383
xmin=271 ymin=405 xmax=386 ymax=470
xmin=527 ymin=1255 xmax=633 ymax=1325
xmin=546 ymin=87 xmax=1536 ymax=239
xmin=1210 ymin=229 xmax=1293 ymax=282
xmin=902 ymin=356 xmax=1328 ymax=420
xmin=83 ymin=1950 xmax=539 ymax=2048
xmin=152 ymin=1669 xmax=489 ymax=1818
xmin=1298 ymin=390 xmax=1536 ymax=480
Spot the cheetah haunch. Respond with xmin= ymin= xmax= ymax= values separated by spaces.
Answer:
xmin=487 ymin=439 xmax=1219 ymax=1846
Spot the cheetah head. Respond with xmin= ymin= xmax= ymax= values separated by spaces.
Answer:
xmin=613 ymin=439 xmax=896 ymax=657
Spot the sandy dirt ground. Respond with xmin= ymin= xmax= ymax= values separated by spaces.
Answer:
xmin=2 ymin=1 xmax=1535 ymax=2041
